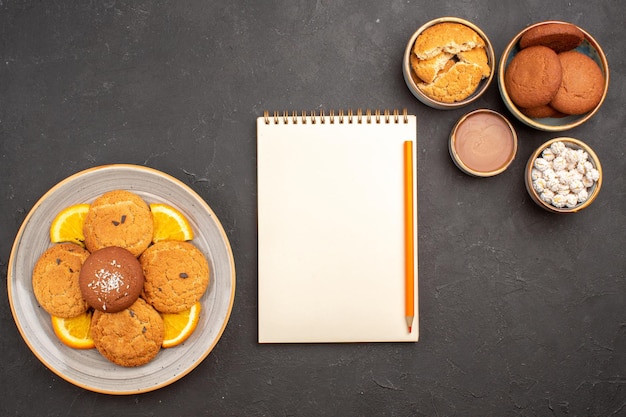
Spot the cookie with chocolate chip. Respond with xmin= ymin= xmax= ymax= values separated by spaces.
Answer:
xmin=83 ymin=190 xmax=153 ymax=257
xmin=139 ymin=240 xmax=210 ymax=313
xmin=91 ymin=298 xmax=164 ymax=367
xmin=32 ymin=243 xmax=90 ymax=318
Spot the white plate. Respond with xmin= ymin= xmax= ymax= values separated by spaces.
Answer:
xmin=8 ymin=164 xmax=236 ymax=394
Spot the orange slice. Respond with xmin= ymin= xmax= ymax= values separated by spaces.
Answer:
xmin=161 ymin=302 xmax=201 ymax=348
xmin=51 ymin=311 xmax=95 ymax=349
xmin=49 ymin=203 xmax=90 ymax=246
xmin=150 ymin=203 xmax=194 ymax=243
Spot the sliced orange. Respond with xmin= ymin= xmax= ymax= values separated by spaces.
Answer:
xmin=161 ymin=302 xmax=201 ymax=348
xmin=49 ymin=203 xmax=90 ymax=246
xmin=150 ymin=203 xmax=194 ymax=243
xmin=51 ymin=311 xmax=95 ymax=349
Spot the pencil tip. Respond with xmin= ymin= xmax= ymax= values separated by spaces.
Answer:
xmin=408 ymin=326 xmax=412 ymax=333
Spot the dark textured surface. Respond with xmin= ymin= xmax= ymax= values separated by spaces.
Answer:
xmin=1 ymin=1 xmax=625 ymax=416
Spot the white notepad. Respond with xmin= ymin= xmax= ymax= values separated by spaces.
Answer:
xmin=257 ymin=109 xmax=418 ymax=343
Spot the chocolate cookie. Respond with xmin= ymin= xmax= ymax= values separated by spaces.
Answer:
xmin=504 ymin=45 xmax=562 ymax=108
xmin=91 ymin=298 xmax=164 ymax=367
xmin=32 ymin=243 xmax=90 ymax=318
xmin=83 ymin=190 xmax=153 ymax=257
xmin=140 ymin=241 xmax=210 ymax=313
xmin=550 ymin=51 xmax=605 ymax=115
xmin=79 ymin=246 xmax=144 ymax=313
xmin=520 ymin=22 xmax=584 ymax=53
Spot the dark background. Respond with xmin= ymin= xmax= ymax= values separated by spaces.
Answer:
xmin=1 ymin=1 xmax=624 ymax=416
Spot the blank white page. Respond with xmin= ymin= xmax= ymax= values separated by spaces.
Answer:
xmin=257 ymin=111 xmax=418 ymax=343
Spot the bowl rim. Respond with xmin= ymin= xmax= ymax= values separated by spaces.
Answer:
xmin=403 ymin=16 xmax=496 ymax=110
xmin=449 ymin=108 xmax=518 ymax=177
xmin=498 ymin=20 xmax=610 ymax=131
xmin=525 ymin=137 xmax=602 ymax=213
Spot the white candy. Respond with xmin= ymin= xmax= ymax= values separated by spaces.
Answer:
xmin=586 ymin=168 xmax=600 ymax=182
xmin=542 ymin=148 xmax=556 ymax=161
xmin=566 ymin=193 xmax=579 ymax=208
xmin=552 ymin=194 xmax=567 ymax=208
xmin=534 ymin=157 xmax=550 ymax=171
xmin=550 ymin=141 xmax=566 ymax=156
xmin=569 ymin=179 xmax=585 ymax=194
xmin=555 ymin=169 xmax=570 ymax=183
xmin=547 ymin=178 xmax=561 ymax=193
xmin=552 ymin=156 xmax=567 ymax=171
xmin=540 ymin=189 xmax=555 ymax=204
xmin=563 ymin=148 xmax=579 ymax=164
xmin=557 ymin=183 xmax=571 ymax=196
xmin=543 ymin=168 xmax=556 ymax=181
xmin=533 ymin=141 xmax=599 ymax=209
xmin=570 ymin=171 xmax=583 ymax=181
xmin=533 ymin=178 xmax=547 ymax=193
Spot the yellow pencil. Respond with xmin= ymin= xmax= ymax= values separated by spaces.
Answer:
xmin=404 ymin=140 xmax=415 ymax=333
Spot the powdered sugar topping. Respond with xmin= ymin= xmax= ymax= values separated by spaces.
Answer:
xmin=87 ymin=259 xmax=127 ymax=310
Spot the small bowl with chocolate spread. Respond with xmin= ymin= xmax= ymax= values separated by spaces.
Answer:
xmin=449 ymin=109 xmax=518 ymax=177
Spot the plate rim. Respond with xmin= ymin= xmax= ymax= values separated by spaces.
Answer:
xmin=7 ymin=164 xmax=236 ymax=395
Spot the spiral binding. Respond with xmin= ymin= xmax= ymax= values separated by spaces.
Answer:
xmin=263 ymin=108 xmax=409 ymax=125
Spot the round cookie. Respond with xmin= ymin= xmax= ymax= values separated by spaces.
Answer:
xmin=520 ymin=22 xmax=584 ymax=53
xmin=91 ymin=298 xmax=164 ymax=367
xmin=79 ymin=246 xmax=145 ymax=313
xmin=32 ymin=243 xmax=90 ymax=318
xmin=140 ymin=241 xmax=209 ymax=313
xmin=504 ymin=45 xmax=562 ymax=108
xmin=550 ymin=51 xmax=604 ymax=115
xmin=83 ymin=190 xmax=153 ymax=257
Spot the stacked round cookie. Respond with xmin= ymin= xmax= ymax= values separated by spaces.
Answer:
xmin=32 ymin=190 xmax=209 ymax=367
xmin=504 ymin=22 xmax=604 ymax=118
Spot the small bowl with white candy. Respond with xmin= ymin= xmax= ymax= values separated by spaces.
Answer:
xmin=525 ymin=137 xmax=602 ymax=213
